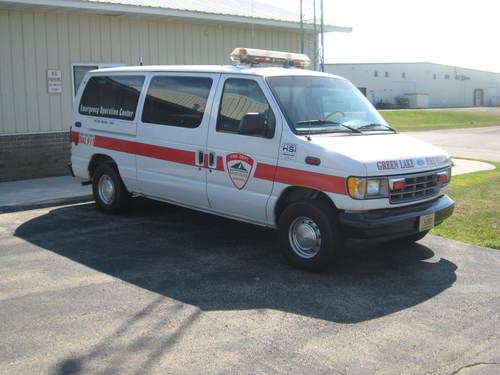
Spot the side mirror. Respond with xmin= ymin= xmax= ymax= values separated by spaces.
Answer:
xmin=239 ymin=113 xmax=266 ymax=136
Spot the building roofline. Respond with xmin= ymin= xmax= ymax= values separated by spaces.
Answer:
xmin=0 ymin=0 xmax=352 ymax=33
xmin=325 ymin=62 xmax=500 ymax=74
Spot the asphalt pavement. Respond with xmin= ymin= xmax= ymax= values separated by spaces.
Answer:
xmin=406 ymin=126 xmax=500 ymax=162
xmin=1 ymin=199 xmax=499 ymax=374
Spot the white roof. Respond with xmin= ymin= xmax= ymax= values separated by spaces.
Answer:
xmin=93 ymin=64 xmax=346 ymax=79
xmin=0 ymin=0 xmax=351 ymax=32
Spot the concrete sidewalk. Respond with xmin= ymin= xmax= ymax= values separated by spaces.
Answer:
xmin=0 ymin=175 xmax=92 ymax=208
xmin=0 ymin=158 xmax=495 ymax=210
xmin=451 ymin=158 xmax=495 ymax=176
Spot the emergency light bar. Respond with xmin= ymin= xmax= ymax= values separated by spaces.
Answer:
xmin=230 ymin=48 xmax=311 ymax=68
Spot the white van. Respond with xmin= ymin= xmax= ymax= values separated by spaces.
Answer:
xmin=69 ymin=48 xmax=454 ymax=270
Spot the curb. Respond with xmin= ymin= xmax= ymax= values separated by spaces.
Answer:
xmin=0 ymin=195 xmax=94 ymax=214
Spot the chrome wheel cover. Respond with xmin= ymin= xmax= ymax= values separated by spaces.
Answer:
xmin=98 ymin=174 xmax=115 ymax=205
xmin=288 ymin=216 xmax=322 ymax=259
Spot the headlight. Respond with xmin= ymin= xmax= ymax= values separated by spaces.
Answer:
xmin=347 ymin=177 xmax=389 ymax=199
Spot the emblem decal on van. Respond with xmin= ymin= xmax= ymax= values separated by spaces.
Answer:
xmin=226 ymin=153 xmax=254 ymax=190
xmin=78 ymin=133 xmax=95 ymax=146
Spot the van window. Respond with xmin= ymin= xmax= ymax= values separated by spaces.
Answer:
xmin=141 ymin=76 xmax=212 ymax=128
xmin=79 ymin=75 xmax=144 ymax=121
xmin=217 ymin=78 xmax=274 ymax=136
xmin=73 ymin=65 xmax=97 ymax=96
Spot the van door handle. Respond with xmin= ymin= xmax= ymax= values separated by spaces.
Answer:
xmin=208 ymin=152 xmax=215 ymax=167
xmin=196 ymin=150 xmax=204 ymax=166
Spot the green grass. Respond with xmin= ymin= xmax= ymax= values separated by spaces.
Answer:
xmin=431 ymin=161 xmax=499 ymax=249
xmin=379 ymin=110 xmax=500 ymax=131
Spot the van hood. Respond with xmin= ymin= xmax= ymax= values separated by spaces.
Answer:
xmin=310 ymin=133 xmax=451 ymax=175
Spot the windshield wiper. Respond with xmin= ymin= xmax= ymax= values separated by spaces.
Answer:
xmin=295 ymin=119 xmax=362 ymax=134
xmin=357 ymin=123 xmax=397 ymax=133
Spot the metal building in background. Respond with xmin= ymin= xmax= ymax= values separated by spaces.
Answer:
xmin=326 ymin=62 xmax=500 ymax=109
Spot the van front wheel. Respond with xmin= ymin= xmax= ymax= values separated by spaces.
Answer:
xmin=92 ymin=164 xmax=129 ymax=213
xmin=278 ymin=201 xmax=342 ymax=271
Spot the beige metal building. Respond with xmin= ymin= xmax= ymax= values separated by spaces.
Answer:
xmin=326 ymin=62 xmax=500 ymax=109
xmin=0 ymin=0 xmax=350 ymax=181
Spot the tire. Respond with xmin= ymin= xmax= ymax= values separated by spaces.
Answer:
xmin=387 ymin=230 xmax=429 ymax=246
xmin=278 ymin=200 xmax=343 ymax=271
xmin=92 ymin=163 xmax=129 ymax=213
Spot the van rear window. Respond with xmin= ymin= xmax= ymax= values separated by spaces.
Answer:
xmin=79 ymin=75 xmax=145 ymax=121
xmin=141 ymin=76 xmax=212 ymax=128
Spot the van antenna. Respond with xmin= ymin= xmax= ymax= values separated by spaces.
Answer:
xmin=139 ymin=57 xmax=143 ymax=66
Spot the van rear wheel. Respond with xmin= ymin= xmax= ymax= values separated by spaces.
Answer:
xmin=92 ymin=164 xmax=129 ymax=213
xmin=278 ymin=200 xmax=342 ymax=271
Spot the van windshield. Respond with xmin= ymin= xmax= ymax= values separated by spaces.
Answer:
xmin=267 ymin=76 xmax=391 ymax=135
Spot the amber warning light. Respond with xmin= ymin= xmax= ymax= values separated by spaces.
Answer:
xmin=230 ymin=48 xmax=311 ymax=68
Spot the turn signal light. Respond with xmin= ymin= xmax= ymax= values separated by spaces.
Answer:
xmin=437 ymin=169 xmax=450 ymax=184
xmin=392 ymin=180 xmax=406 ymax=190
xmin=389 ymin=178 xmax=406 ymax=191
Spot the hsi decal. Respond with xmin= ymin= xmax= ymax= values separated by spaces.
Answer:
xmin=226 ymin=153 xmax=254 ymax=190
xmin=280 ymin=143 xmax=297 ymax=160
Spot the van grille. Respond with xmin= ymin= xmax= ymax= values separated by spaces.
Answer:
xmin=389 ymin=170 xmax=444 ymax=204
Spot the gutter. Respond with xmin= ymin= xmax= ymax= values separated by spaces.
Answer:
xmin=0 ymin=0 xmax=352 ymax=32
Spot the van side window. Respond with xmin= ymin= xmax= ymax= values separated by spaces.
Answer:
xmin=79 ymin=75 xmax=144 ymax=121
xmin=141 ymin=76 xmax=213 ymax=128
xmin=217 ymin=78 xmax=275 ymax=137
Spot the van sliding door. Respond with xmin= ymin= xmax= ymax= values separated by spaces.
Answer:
xmin=136 ymin=73 xmax=221 ymax=209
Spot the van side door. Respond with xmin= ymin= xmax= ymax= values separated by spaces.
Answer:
xmin=136 ymin=72 xmax=220 ymax=208
xmin=205 ymin=75 xmax=282 ymax=225
xmin=72 ymin=74 xmax=146 ymax=192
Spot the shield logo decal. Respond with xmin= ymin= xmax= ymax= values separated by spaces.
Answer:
xmin=226 ymin=153 xmax=254 ymax=190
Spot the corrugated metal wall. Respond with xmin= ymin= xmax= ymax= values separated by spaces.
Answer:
xmin=0 ymin=7 xmax=315 ymax=135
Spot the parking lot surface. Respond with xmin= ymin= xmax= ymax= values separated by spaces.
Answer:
xmin=406 ymin=126 xmax=500 ymax=162
xmin=1 ymin=199 xmax=499 ymax=374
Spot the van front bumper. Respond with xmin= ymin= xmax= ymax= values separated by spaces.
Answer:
xmin=338 ymin=195 xmax=455 ymax=239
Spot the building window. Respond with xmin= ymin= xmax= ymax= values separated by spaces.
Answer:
xmin=142 ymin=76 xmax=213 ymax=128
xmin=79 ymin=75 xmax=145 ymax=121
xmin=385 ymin=72 xmax=389 ymax=78
xmin=445 ymin=74 xmax=450 ymax=80
xmin=402 ymin=72 xmax=406 ymax=78
xmin=217 ymin=78 xmax=275 ymax=137
xmin=72 ymin=63 xmax=124 ymax=98
xmin=374 ymin=71 xmax=378 ymax=77
xmin=433 ymin=74 xmax=437 ymax=79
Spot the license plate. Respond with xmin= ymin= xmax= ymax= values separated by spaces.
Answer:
xmin=419 ymin=213 xmax=435 ymax=232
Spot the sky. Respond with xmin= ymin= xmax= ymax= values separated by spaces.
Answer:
xmin=272 ymin=0 xmax=500 ymax=73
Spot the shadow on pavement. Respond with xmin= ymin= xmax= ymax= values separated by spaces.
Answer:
xmin=15 ymin=198 xmax=457 ymax=325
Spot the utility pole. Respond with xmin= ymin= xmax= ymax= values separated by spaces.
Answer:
xmin=320 ymin=0 xmax=324 ymax=72
xmin=300 ymin=0 xmax=304 ymax=53
xmin=313 ymin=0 xmax=317 ymax=70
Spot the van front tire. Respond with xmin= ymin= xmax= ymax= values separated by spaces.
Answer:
xmin=92 ymin=164 xmax=129 ymax=214
xmin=278 ymin=200 xmax=342 ymax=271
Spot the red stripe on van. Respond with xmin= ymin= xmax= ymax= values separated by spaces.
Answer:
xmin=71 ymin=131 xmax=345 ymax=194
xmin=71 ymin=132 xmax=224 ymax=171
xmin=255 ymin=163 xmax=347 ymax=195
xmin=94 ymin=135 xmax=195 ymax=166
